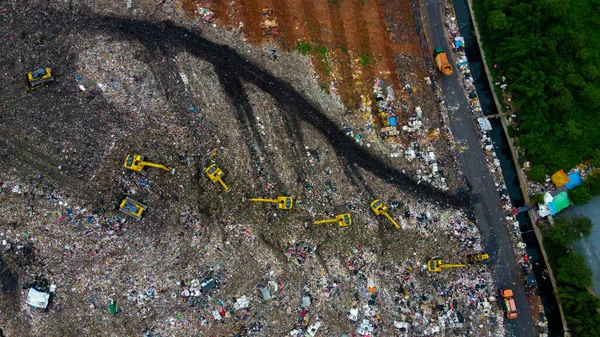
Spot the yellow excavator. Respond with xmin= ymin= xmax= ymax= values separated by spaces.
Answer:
xmin=249 ymin=196 xmax=293 ymax=210
xmin=205 ymin=164 xmax=229 ymax=191
xmin=313 ymin=213 xmax=352 ymax=227
xmin=119 ymin=197 xmax=147 ymax=221
xmin=427 ymin=259 xmax=466 ymax=272
xmin=124 ymin=155 xmax=175 ymax=175
xmin=467 ymin=253 xmax=489 ymax=264
xmin=370 ymin=199 xmax=400 ymax=229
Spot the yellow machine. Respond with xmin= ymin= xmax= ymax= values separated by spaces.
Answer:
xmin=427 ymin=259 xmax=466 ymax=272
xmin=370 ymin=199 xmax=400 ymax=229
xmin=313 ymin=213 xmax=352 ymax=227
xmin=124 ymin=155 xmax=175 ymax=174
xmin=249 ymin=196 xmax=293 ymax=210
xmin=26 ymin=67 xmax=54 ymax=90
xmin=205 ymin=164 xmax=229 ymax=191
xmin=119 ymin=197 xmax=147 ymax=221
xmin=467 ymin=253 xmax=489 ymax=264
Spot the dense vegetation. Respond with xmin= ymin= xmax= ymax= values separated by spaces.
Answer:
xmin=542 ymin=216 xmax=600 ymax=336
xmin=473 ymin=0 xmax=600 ymax=173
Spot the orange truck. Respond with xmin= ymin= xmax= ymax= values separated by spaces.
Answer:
xmin=501 ymin=288 xmax=518 ymax=319
xmin=434 ymin=47 xmax=453 ymax=75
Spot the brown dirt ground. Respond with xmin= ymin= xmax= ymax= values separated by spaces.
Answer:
xmin=182 ymin=0 xmax=425 ymax=109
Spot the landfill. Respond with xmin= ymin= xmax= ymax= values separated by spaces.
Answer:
xmin=0 ymin=0 xmax=543 ymax=336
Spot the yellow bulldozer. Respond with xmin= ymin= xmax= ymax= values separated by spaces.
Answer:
xmin=313 ymin=213 xmax=352 ymax=227
xmin=205 ymin=164 xmax=229 ymax=191
xmin=26 ymin=67 xmax=54 ymax=90
xmin=249 ymin=196 xmax=293 ymax=210
xmin=124 ymin=155 xmax=175 ymax=175
xmin=119 ymin=197 xmax=147 ymax=221
xmin=466 ymin=253 xmax=489 ymax=264
xmin=370 ymin=199 xmax=400 ymax=229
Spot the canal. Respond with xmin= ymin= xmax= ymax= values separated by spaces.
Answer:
xmin=451 ymin=0 xmax=563 ymax=335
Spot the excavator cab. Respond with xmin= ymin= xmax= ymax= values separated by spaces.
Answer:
xmin=124 ymin=155 xmax=175 ymax=174
xmin=205 ymin=164 xmax=230 ymax=192
xmin=313 ymin=213 xmax=352 ymax=227
xmin=427 ymin=259 xmax=466 ymax=272
xmin=370 ymin=199 xmax=400 ymax=229
xmin=467 ymin=253 xmax=489 ymax=264
xmin=119 ymin=197 xmax=147 ymax=221
xmin=26 ymin=67 xmax=54 ymax=90
xmin=249 ymin=196 xmax=293 ymax=210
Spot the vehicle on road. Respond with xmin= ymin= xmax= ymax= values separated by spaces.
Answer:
xmin=434 ymin=47 xmax=453 ymax=75
xmin=501 ymin=288 xmax=518 ymax=319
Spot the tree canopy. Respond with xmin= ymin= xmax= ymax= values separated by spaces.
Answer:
xmin=475 ymin=0 xmax=600 ymax=172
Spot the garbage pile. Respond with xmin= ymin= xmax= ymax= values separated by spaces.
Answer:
xmin=1 ymin=1 xmax=507 ymax=336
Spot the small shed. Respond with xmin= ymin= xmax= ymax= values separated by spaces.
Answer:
xmin=547 ymin=191 xmax=570 ymax=215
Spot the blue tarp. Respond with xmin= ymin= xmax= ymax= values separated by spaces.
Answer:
xmin=565 ymin=171 xmax=582 ymax=190
xmin=389 ymin=117 xmax=397 ymax=127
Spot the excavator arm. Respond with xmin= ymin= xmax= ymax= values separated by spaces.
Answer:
xmin=140 ymin=161 xmax=172 ymax=173
xmin=382 ymin=212 xmax=401 ymax=229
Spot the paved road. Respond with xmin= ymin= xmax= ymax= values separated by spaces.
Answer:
xmin=420 ymin=0 xmax=535 ymax=335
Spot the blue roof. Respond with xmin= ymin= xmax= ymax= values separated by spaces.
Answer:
xmin=565 ymin=171 xmax=582 ymax=190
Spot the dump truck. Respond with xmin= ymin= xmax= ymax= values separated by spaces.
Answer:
xmin=501 ymin=288 xmax=518 ymax=319
xmin=434 ymin=47 xmax=453 ymax=75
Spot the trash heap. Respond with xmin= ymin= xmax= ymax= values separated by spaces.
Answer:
xmin=1 ymin=1 xmax=510 ymax=336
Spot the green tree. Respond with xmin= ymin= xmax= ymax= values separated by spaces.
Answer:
xmin=581 ymin=84 xmax=600 ymax=109
xmin=556 ymin=253 xmax=592 ymax=288
xmin=535 ymin=0 xmax=569 ymax=18
xmin=530 ymin=192 xmax=545 ymax=204
xmin=527 ymin=165 xmax=546 ymax=182
xmin=548 ymin=92 xmax=572 ymax=112
xmin=584 ymin=174 xmax=600 ymax=195
xmin=582 ymin=64 xmax=600 ymax=81
xmin=546 ymin=216 xmax=593 ymax=246
xmin=570 ymin=185 xmax=593 ymax=205
xmin=487 ymin=10 xmax=510 ymax=32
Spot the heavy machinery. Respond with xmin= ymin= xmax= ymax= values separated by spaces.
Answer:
xmin=466 ymin=253 xmax=489 ymax=264
xmin=370 ymin=199 xmax=400 ymax=229
xmin=249 ymin=196 xmax=293 ymax=210
xmin=26 ymin=67 xmax=54 ymax=90
xmin=119 ymin=197 xmax=147 ymax=221
xmin=124 ymin=155 xmax=175 ymax=174
xmin=205 ymin=164 xmax=229 ymax=191
xmin=313 ymin=213 xmax=352 ymax=227
xmin=427 ymin=259 xmax=466 ymax=272
xmin=500 ymin=288 xmax=518 ymax=319
xmin=434 ymin=47 xmax=453 ymax=75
